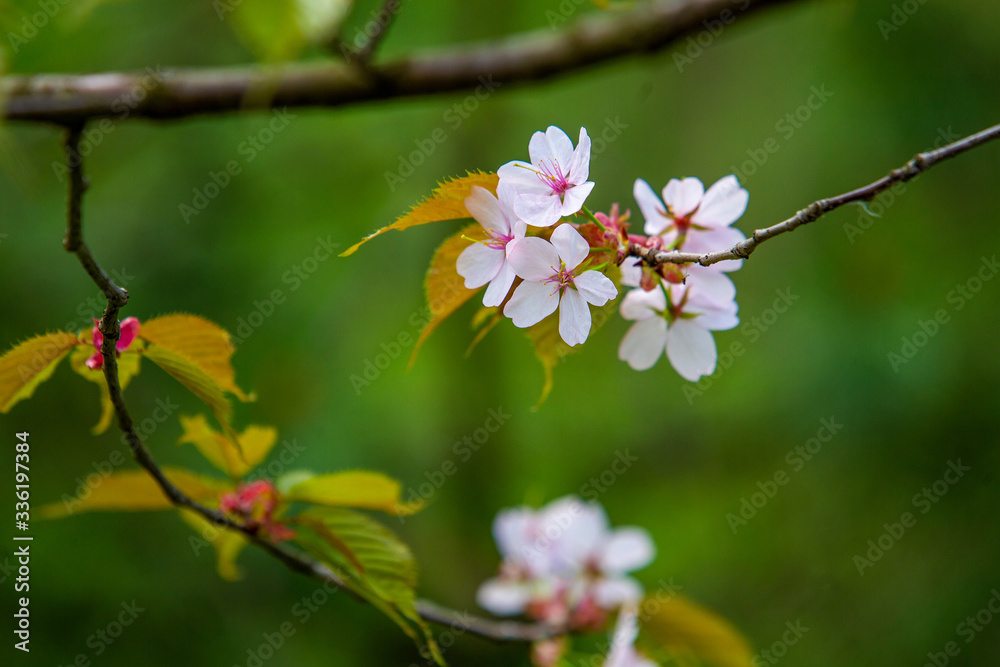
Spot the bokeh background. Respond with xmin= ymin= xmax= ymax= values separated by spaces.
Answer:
xmin=2 ymin=0 xmax=1000 ymax=664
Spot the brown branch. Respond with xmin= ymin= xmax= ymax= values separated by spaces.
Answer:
xmin=59 ymin=125 xmax=552 ymax=644
xmin=354 ymin=0 xmax=404 ymax=65
xmin=5 ymin=0 xmax=797 ymax=124
xmin=629 ymin=121 xmax=1000 ymax=269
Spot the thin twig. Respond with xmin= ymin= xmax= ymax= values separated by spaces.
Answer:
xmin=629 ymin=121 xmax=1000 ymax=269
xmin=59 ymin=124 xmax=551 ymax=643
xmin=355 ymin=0 xmax=403 ymax=65
xmin=5 ymin=0 xmax=796 ymax=124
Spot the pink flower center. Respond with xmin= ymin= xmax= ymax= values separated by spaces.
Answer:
xmin=533 ymin=158 xmax=572 ymax=198
xmin=485 ymin=227 xmax=514 ymax=250
xmin=544 ymin=263 xmax=576 ymax=295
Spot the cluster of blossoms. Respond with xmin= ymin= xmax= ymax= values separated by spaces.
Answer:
xmin=477 ymin=496 xmax=656 ymax=665
xmin=456 ymin=126 xmax=749 ymax=380
xmin=219 ymin=480 xmax=295 ymax=541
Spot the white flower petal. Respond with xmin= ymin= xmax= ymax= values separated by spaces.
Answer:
xmin=551 ymin=223 xmax=590 ymax=270
xmin=493 ymin=508 xmax=534 ymax=559
xmin=666 ymin=319 xmax=718 ymax=381
xmin=476 ymin=578 xmax=532 ymax=616
xmin=543 ymin=125 xmax=575 ymax=166
xmin=664 ymin=177 xmax=704 ymax=218
xmin=599 ymin=527 xmax=656 ymax=574
xmin=681 ymin=226 xmax=746 ymax=272
xmin=483 ymin=260 xmax=516 ymax=307
xmin=559 ymin=288 xmax=592 ymax=346
xmin=685 ymin=266 xmax=736 ymax=306
xmin=691 ymin=175 xmax=748 ymax=228
xmin=498 ymin=160 xmax=546 ymax=193
xmin=593 ymin=576 xmax=645 ymax=609
xmin=574 ymin=270 xmax=618 ymax=306
xmin=619 ymin=287 xmax=667 ymax=321
xmin=559 ymin=180 xmax=595 ymax=217
xmin=688 ymin=301 xmax=739 ymax=331
xmin=567 ymin=127 xmax=591 ymax=183
xmin=504 ymin=279 xmax=560 ymax=328
xmin=514 ymin=192 xmax=564 ymax=228
xmin=465 ymin=186 xmax=509 ymax=236
xmin=456 ymin=243 xmax=504 ymax=289
xmin=633 ymin=178 xmax=670 ymax=235
xmin=618 ymin=318 xmax=667 ymax=371
xmin=621 ymin=259 xmax=643 ymax=288
xmin=542 ymin=497 xmax=608 ymax=571
xmin=507 ymin=237 xmax=560 ymax=281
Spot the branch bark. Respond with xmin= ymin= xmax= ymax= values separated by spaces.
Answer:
xmin=627 ymin=121 xmax=1000 ymax=269
xmin=4 ymin=0 xmax=796 ymax=124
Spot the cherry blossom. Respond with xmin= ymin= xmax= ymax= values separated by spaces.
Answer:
xmin=498 ymin=126 xmax=595 ymax=227
xmin=633 ymin=175 xmax=748 ymax=271
xmin=617 ymin=277 xmax=739 ymax=380
xmin=476 ymin=495 xmax=655 ymax=626
xmin=85 ymin=316 xmax=140 ymax=370
xmin=504 ymin=224 xmax=617 ymax=346
xmin=604 ymin=608 xmax=658 ymax=667
xmin=456 ymin=183 xmax=527 ymax=307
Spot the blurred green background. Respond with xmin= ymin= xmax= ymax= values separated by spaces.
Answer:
xmin=2 ymin=0 xmax=1000 ymax=664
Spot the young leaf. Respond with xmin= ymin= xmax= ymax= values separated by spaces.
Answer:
xmin=38 ymin=467 xmax=227 ymax=518
xmin=178 ymin=508 xmax=250 ymax=581
xmin=409 ymin=222 xmax=485 ymax=369
xmin=294 ymin=507 xmax=444 ymax=665
xmin=177 ymin=414 xmax=279 ymax=479
xmin=340 ymin=171 xmax=499 ymax=257
xmin=69 ymin=346 xmax=142 ymax=435
xmin=140 ymin=314 xmax=253 ymax=401
xmin=284 ymin=471 xmax=424 ymax=515
xmin=0 ymin=331 xmax=80 ymax=413
xmin=142 ymin=344 xmax=241 ymax=448
xmin=227 ymin=0 xmax=308 ymax=61
xmin=639 ymin=595 xmax=753 ymax=667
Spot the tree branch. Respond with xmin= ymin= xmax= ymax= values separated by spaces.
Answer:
xmin=628 ymin=121 xmax=1000 ymax=269
xmin=5 ymin=0 xmax=796 ymax=124
xmin=59 ymin=125 xmax=555 ymax=644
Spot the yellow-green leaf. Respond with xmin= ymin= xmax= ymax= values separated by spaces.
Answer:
xmin=409 ymin=222 xmax=484 ymax=369
xmin=140 ymin=314 xmax=253 ymax=401
xmin=640 ymin=595 xmax=753 ymax=667
xmin=285 ymin=471 xmax=424 ymax=516
xmin=0 ymin=331 xmax=79 ymax=413
xmin=38 ymin=467 xmax=227 ymax=519
xmin=340 ymin=171 xmax=498 ymax=257
xmin=179 ymin=508 xmax=250 ymax=581
xmin=294 ymin=508 xmax=443 ymax=665
xmin=69 ymin=345 xmax=143 ymax=435
xmin=177 ymin=414 xmax=279 ymax=479
xmin=143 ymin=343 xmax=241 ymax=450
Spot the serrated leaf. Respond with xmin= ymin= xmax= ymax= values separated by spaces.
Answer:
xmin=140 ymin=314 xmax=253 ymax=401
xmin=37 ymin=467 xmax=227 ymax=518
xmin=177 ymin=414 xmax=279 ymax=479
xmin=640 ymin=595 xmax=753 ymax=667
xmin=409 ymin=222 xmax=484 ymax=369
xmin=285 ymin=471 xmax=424 ymax=516
xmin=340 ymin=171 xmax=499 ymax=257
xmin=142 ymin=343 xmax=241 ymax=450
xmin=295 ymin=508 xmax=444 ymax=665
xmin=0 ymin=331 xmax=79 ymax=413
xmin=69 ymin=345 xmax=142 ymax=435
xmin=178 ymin=508 xmax=250 ymax=581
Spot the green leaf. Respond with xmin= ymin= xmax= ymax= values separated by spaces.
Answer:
xmin=285 ymin=471 xmax=424 ymax=515
xmin=177 ymin=414 xmax=279 ymax=479
xmin=340 ymin=171 xmax=499 ymax=257
xmin=0 ymin=331 xmax=80 ymax=413
xmin=69 ymin=345 xmax=142 ymax=435
xmin=226 ymin=0 xmax=352 ymax=61
xmin=409 ymin=222 xmax=484 ymax=369
xmin=639 ymin=595 xmax=753 ymax=667
xmin=294 ymin=508 xmax=444 ymax=665
xmin=38 ymin=467 xmax=227 ymax=518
